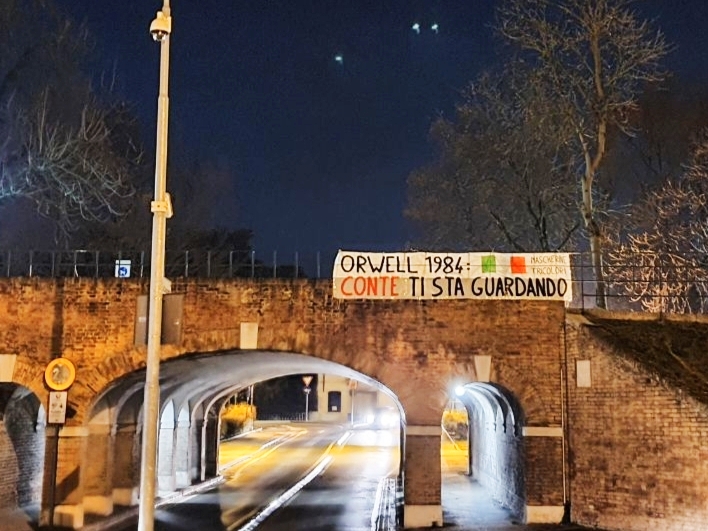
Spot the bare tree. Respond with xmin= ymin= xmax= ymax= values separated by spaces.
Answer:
xmin=0 ymin=91 xmax=138 ymax=238
xmin=0 ymin=0 xmax=87 ymax=107
xmin=406 ymin=63 xmax=579 ymax=252
xmin=606 ymin=130 xmax=708 ymax=313
xmin=603 ymin=83 xmax=708 ymax=198
xmin=497 ymin=0 xmax=669 ymax=307
xmin=0 ymin=0 xmax=140 ymax=244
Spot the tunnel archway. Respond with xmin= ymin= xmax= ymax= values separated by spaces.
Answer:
xmin=84 ymin=350 xmax=407 ymax=515
xmin=451 ymin=382 xmax=526 ymax=521
xmin=0 ymin=383 xmax=46 ymax=525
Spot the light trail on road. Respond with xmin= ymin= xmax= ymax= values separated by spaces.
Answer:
xmin=132 ymin=423 xmax=400 ymax=531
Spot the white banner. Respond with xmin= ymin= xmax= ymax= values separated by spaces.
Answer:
xmin=332 ymin=251 xmax=572 ymax=301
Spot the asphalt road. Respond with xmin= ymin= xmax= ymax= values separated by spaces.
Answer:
xmin=70 ymin=424 xmax=612 ymax=531
xmin=255 ymin=426 xmax=399 ymax=531
xmin=116 ymin=423 xmax=399 ymax=531
xmin=0 ymin=422 xmax=620 ymax=531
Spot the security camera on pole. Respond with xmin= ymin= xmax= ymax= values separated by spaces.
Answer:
xmin=139 ymin=2 xmax=173 ymax=531
xmin=302 ymin=375 xmax=313 ymax=421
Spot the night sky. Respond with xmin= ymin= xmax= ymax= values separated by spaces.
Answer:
xmin=54 ymin=0 xmax=708 ymax=267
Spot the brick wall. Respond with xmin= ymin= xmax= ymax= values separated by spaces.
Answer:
xmin=83 ymin=429 xmax=113 ymax=498
xmin=525 ymin=436 xmax=564 ymax=506
xmin=43 ymin=430 xmax=87 ymax=505
xmin=175 ymin=279 xmax=567 ymax=429
xmin=0 ymin=278 xmax=566 ymax=428
xmin=112 ymin=425 xmax=137 ymax=497
xmin=3 ymin=278 xmax=708 ymax=528
xmin=0 ymin=419 xmax=18 ymax=507
xmin=404 ymin=434 xmax=441 ymax=505
xmin=565 ymin=317 xmax=708 ymax=531
xmin=1 ymin=278 xmax=567 ymax=516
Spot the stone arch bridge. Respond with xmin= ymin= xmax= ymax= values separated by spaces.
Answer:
xmin=0 ymin=277 xmax=706 ymax=531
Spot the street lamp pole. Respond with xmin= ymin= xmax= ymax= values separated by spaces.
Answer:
xmin=138 ymin=3 xmax=173 ymax=531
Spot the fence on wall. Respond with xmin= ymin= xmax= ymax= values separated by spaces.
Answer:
xmin=0 ymin=249 xmax=325 ymax=280
xmin=0 ymin=249 xmax=706 ymax=314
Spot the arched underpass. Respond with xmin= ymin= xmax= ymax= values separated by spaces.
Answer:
xmin=0 ymin=353 xmax=559 ymax=529
xmin=0 ymin=277 xmax=570 ymax=529
xmin=5 ymin=277 xmax=706 ymax=530
xmin=85 ymin=351 xmax=409 ymax=523
xmin=81 ymin=354 xmax=536 ymax=530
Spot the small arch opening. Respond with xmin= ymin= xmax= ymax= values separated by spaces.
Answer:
xmin=0 ymin=383 xmax=45 ymax=526
xmin=445 ymin=382 xmax=526 ymax=523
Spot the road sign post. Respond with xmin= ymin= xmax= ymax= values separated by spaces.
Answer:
xmin=303 ymin=386 xmax=311 ymax=421
xmin=302 ymin=375 xmax=313 ymax=421
xmin=44 ymin=359 xmax=75 ymax=530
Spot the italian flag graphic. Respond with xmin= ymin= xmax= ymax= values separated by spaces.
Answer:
xmin=482 ymin=255 xmax=527 ymax=275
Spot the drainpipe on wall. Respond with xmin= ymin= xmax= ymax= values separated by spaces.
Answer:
xmin=560 ymin=319 xmax=572 ymax=524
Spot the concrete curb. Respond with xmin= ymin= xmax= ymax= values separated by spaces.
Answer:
xmin=370 ymin=477 xmax=399 ymax=531
xmin=81 ymin=476 xmax=226 ymax=531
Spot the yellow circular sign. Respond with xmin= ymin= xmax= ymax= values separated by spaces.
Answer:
xmin=44 ymin=358 xmax=76 ymax=391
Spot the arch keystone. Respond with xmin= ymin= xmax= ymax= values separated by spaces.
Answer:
xmin=473 ymin=355 xmax=491 ymax=382
xmin=240 ymin=322 xmax=258 ymax=349
xmin=0 ymin=354 xmax=17 ymax=381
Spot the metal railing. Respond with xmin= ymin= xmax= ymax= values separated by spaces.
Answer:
xmin=569 ymin=252 xmax=708 ymax=314
xmin=1 ymin=249 xmax=707 ymax=313
xmin=255 ymin=412 xmax=308 ymax=422
xmin=0 ymin=249 xmax=332 ymax=280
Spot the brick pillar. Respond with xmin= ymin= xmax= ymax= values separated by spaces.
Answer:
xmin=523 ymin=426 xmax=565 ymax=523
xmin=191 ymin=418 xmax=205 ymax=483
xmin=112 ymin=424 xmax=139 ymax=506
xmin=82 ymin=422 xmax=114 ymax=516
xmin=202 ymin=414 xmax=219 ymax=479
xmin=41 ymin=425 xmax=88 ymax=529
xmin=403 ymin=425 xmax=443 ymax=528
xmin=174 ymin=416 xmax=191 ymax=488
xmin=157 ymin=424 xmax=176 ymax=493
